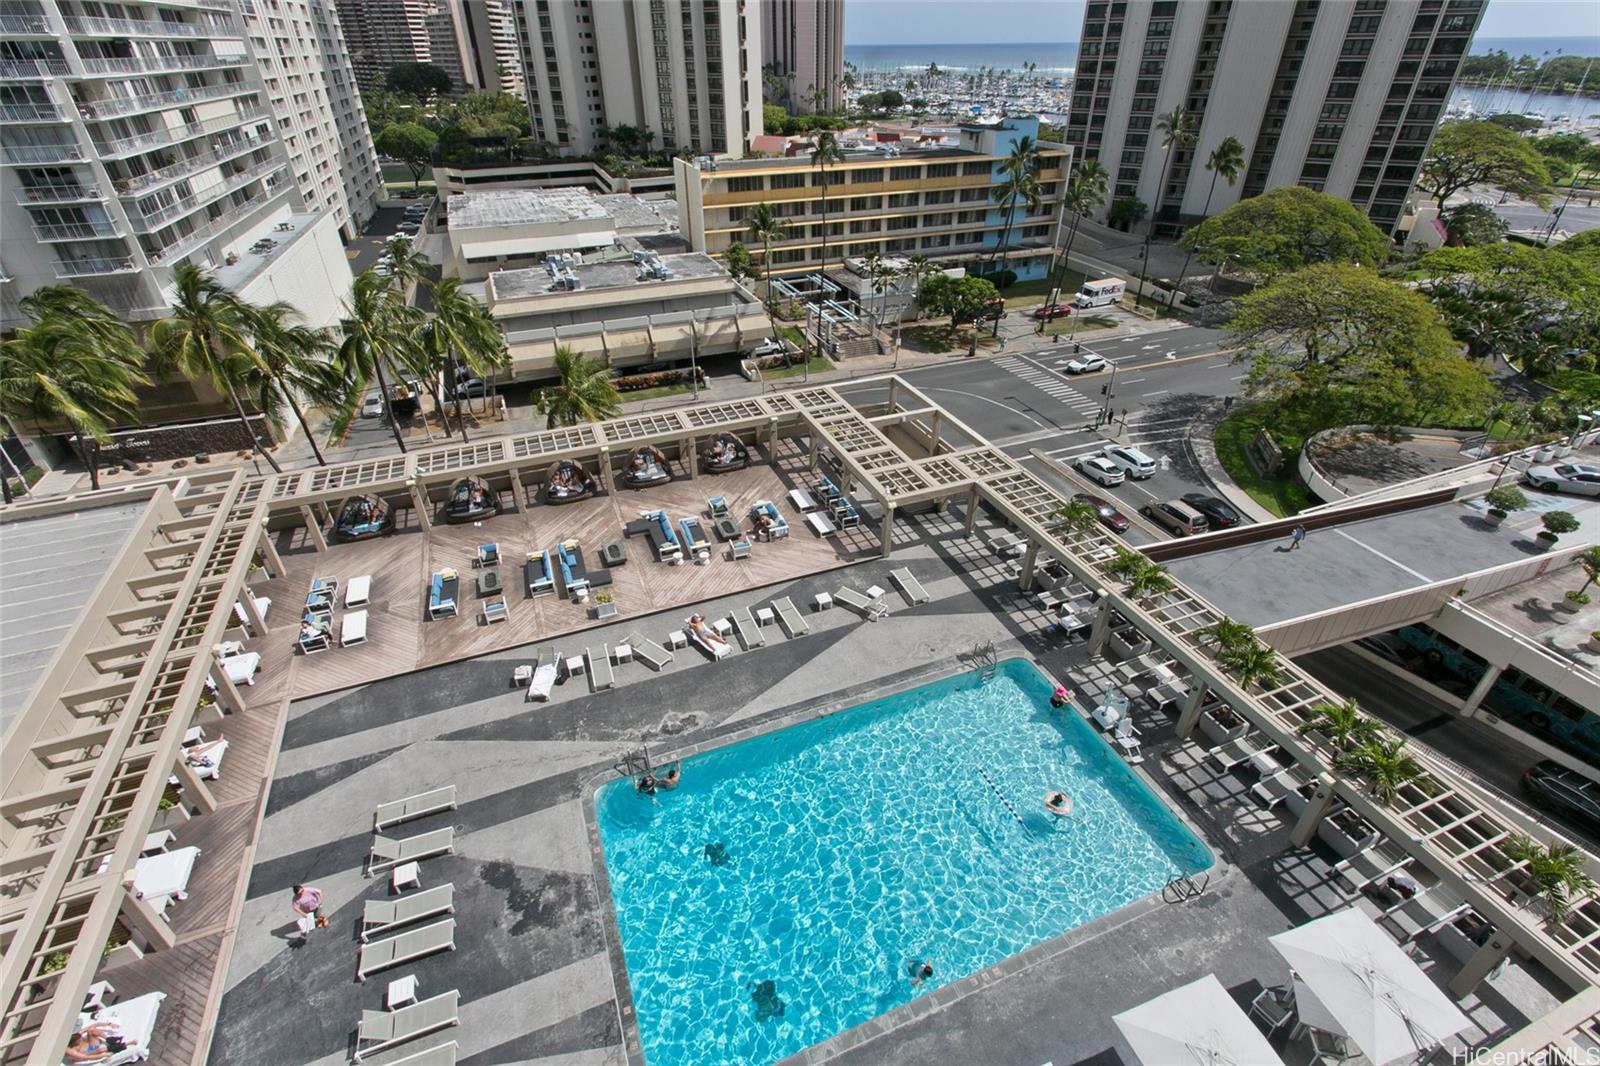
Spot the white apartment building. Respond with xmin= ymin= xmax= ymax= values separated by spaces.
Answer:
xmin=333 ymin=0 xmax=430 ymax=91
xmin=243 ymin=0 xmax=383 ymax=237
xmin=1064 ymin=0 xmax=1488 ymax=234
xmin=511 ymin=0 xmax=763 ymax=158
xmin=0 ymin=0 xmax=354 ymax=338
xmin=459 ymin=0 xmax=524 ymax=97
xmin=761 ymin=0 xmax=843 ymax=114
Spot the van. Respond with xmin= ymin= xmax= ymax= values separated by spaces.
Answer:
xmin=1072 ymin=277 xmax=1125 ymax=308
xmin=1101 ymin=444 xmax=1155 ymax=480
xmin=1142 ymin=499 xmax=1210 ymax=537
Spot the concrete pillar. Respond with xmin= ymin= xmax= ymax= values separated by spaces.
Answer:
xmin=963 ymin=486 xmax=980 ymax=534
xmin=809 ymin=436 xmax=820 ymax=474
xmin=1459 ymin=662 xmax=1504 ymax=719
xmin=886 ymin=378 xmax=899 ymax=415
xmin=170 ymin=758 xmax=217 ymax=816
xmin=1289 ymin=773 xmax=1338 ymax=848
xmin=596 ymin=449 xmax=611 ymax=495
xmin=298 ymin=505 xmax=328 ymax=552
xmin=119 ymin=887 xmax=175 ymax=952
xmin=880 ymin=505 xmax=895 ymax=559
xmin=238 ymin=588 xmax=269 ymax=635
xmin=1018 ymin=542 xmax=1039 ymax=591
xmin=407 ymin=480 xmax=432 ymax=530
xmin=1088 ymin=596 xmax=1114 ymax=656
xmin=683 ymin=437 xmax=696 ymax=480
xmin=1449 ymin=930 xmax=1515 ymax=998
xmin=208 ymin=660 xmax=246 ymax=716
xmin=255 ymin=521 xmax=283 ymax=576
xmin=767 ymin=418 xmax=779 ymax=459
xmin=507 ymin=466 xmax=525 ymax=510
xmin=840 ymin=470 xmax=852 ymax=496
xmin=928 ymin=411 xmax=943 ymax=457
xmin=1175 ymin=684 xmax=1208 ymax=739
xmin=315 ymin=500 xmax=333 ymax=526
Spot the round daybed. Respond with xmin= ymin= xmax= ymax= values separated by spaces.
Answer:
xmin=621 ymin=445 xmax=672 ymax=488
xmin=701 ymin=433 xmax=750 ymax=473
xmin=544 ymin=460 xmax=597 ymax=505
xmin=443 ymin=475 xmax=498 ymax=523
xmin=333 ymin=494 xmax=393 ymax=541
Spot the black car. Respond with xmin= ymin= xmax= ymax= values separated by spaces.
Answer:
xmin=1071 ymin=492 xmax=1130 ymax=534
xmin=1181 ymin=493 xmax=1243 ymax=529
xmin=1521 ymin=761 xmax=1600 ymax=838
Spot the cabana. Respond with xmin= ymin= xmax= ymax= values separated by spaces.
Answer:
xmin=620 ymin=445 xmax=672 ymax=488
xmin=443 ymin=475 xmax=498 ymax=523
xmin=543 ymin=460 xmax=597 ymax=505
xmin=701 ymin=432 xmax=750 ymax=472
xmin=333 ymin=494 xmax=393 ymax=541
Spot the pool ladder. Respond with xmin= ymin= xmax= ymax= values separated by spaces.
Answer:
xmin=961 ymin=641 xmax=998 ymax=679
xmin=1162 ymin=872 xmax=1210 ymax=904
xmin=975 ymin=766 xmax=1027 ymax=829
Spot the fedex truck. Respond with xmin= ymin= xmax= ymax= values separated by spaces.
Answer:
xmin=1072 ymin=277 xmax=1125 ymax=308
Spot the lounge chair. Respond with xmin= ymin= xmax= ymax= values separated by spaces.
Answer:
xmin=525 ymin=549 xmax=555 ymax=597
xmin=360 ymin=883 xmax=455 ymax=942
xmin=1251 ymin=765 xmax=1313 ymax=809
xmin=890 ymin=567 xmax=929 ymax=605
xmin=773 ymin=596 xmax=809 ymax=637
xmin=526 ymin=648 xmax=559 ymax=701
xmin=834 ymin=586 xmax=887 ymax=620
xmin=626 ymin=631 xmax=674 ymax=671
xmin=386 ymin=1043 xmax=459 ymax=1066
xmin=1334 ymin=840 xmax=1414 ymax=892
xmin=1113 ymin=715 xmax=1144 ymax=763
xmin=375 ymin=786 xmax=457 ymax=830
xmin=218 ymin=650 xmax=261 ymax=685
xmin=346 ymin=575 xmax=372 ymax=607
xmin=686 ymin=619 xmax=732 ymax=660
xmin=731 ymin=606 xmax=764 ymax=650
xmin=728 ymin=538 xmax=752 ymax=560
xmin=481 ymin=596 xmax=508 ymax=624
xmin=428 ymin=570 xmax=459 ymax=618
xmin=356 ymin=919 xmax=457 ymax=982
xmin=342 ymin=610 xmax=369 ymax=646
xmin=353 ymin=990 xmax=460 ymax=1059
xmin=751 ymin=500 xmax=788 ymax=541
xmin=678 ymin=516 xmax=712 ymax=563
xmin=830 ymin=496 xmax=860 ymax=528
xmin=586 ymin=646 xmax=615 ymax=691
xmin=1378 ymin=885 xmax=1472 ymax=945
xmin=476 ymin=542 xmax=499 ymax=567
xmin=299 ymin=628 xmax=330 ymax=654
xmin=1209 ymin=733 xmax=1279 ymax=774
xmin=368 ymin=827 xmax=455 ymax=875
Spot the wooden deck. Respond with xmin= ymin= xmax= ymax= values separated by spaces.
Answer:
xmin=250 ymin=440 xmax=883 ymax=700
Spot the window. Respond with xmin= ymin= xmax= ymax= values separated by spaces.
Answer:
xmin=851 ymin=168 xmax=884 ymax=183
xmin=962 ymin=161 xmax=992 ymax=176
xmin=926 ymin=163 xmax=957 ymax=178
xmin=923 ymin=189 xmax=954 ymax=204
xmin=890 ymin=165 xmax=921 ymax=181
xmin=959 ymin=187 xmax=988 ymax=202
xmin=770 ymin=172 xmax=805 ymax=189
xmin=849 ymin=196 xmax=881 ymax=211
xmin=726 ymin=175 xmax=762 ymax=193
xmin=887 ymin=193 xmax=918 ymax=208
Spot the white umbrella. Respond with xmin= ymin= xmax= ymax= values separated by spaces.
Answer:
xmin=1114 ymin=973 xmax=1287 ymax=1066
xmin=1270 ymin=907 xmax=1471 ymax=1065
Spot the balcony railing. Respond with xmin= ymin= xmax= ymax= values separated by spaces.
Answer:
xmin=0 ymin=13 xmax=50 ymax=33
xmin=15 ymin=182 xmax=104 ymax=205
xmin=144 ymin=183 xmax=280 ymax=263
xmin=78 ymin=52 xmax=245 ymax=76
xmin=1 ymin=142 xmax=87 ymax=164
xmin=0 ymin=101 xmax=66 ymax=123
xmin=128 ymin=159 xmax=284 ymax=231
xmin=114 ymin=136 xmax=269 ymax=196
xmin=34 ymin=219 xmax=123 ymax=242
xmin=78 ymin=80 xmax=255 ymax=119
xmin=54 ymin=255 xmax=140 ymax=278
xmin=63 ymin=14 xmax=208 ymax=37
xmin=95 ymin=105 xmax=268 ymax=159
xmin=0 ymin=58 xmax=71 ymax=79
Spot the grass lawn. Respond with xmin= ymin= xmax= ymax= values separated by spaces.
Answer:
xmin=901 ymin=323 xmax=1002 ymax=355
xmin=1544 ymin=366 xmax=1600 ymax=405
xmin=761 ymin=355 xmax=836 ymax=380
xmin=777 ymin=324 xmax=807 ymax=351
xmin=1213 ymin=406 xmax=1315 ymax=517
xmin=995 ymin=272 xmax=1085 ymax=308
xmin=4 ymin=464 xmax=43 ymax=499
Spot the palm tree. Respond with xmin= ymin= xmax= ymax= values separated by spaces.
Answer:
xmin=987 ymin=134 xmax=1043 ymax=279
xmin=421 ymin=277 xmax=509 ymax=441
xmin=1218 ymin=640 xmax=1284 ymax=690
xmin=1168 ymin=135 xmax=1244 ymax=309
xmin=1044 ymin=158 xmax=1108 ymax=315
xmin=1201 ymin=615 xmax=1257 ymax=655
xmin=745 ymin=202 xmax=787 ymax=316
xmin=337 ymin=268 xmax=425 ymax=453
xmin=1336 ymin=735 xmax=1422 ymax=804
xmin=1300 ymin=698 xmax=1380 ymax=752
xmin=383 ymin=234 xmax=431 ymax=294
xmin=534 ymin=345 xmax=620 ymax=429
xmin=1506 ymin=835 xmax=1596 ymax=924
xmin=244 ymin=301 xmax=338 ymax=466
xmin=1108 ymin=548 xmax=1175 ymax=602
xmin=1054 ymin=498 xmax=1099 ymax=533
xmin=0 ymin=288 xmax=148 ymax=490
xmin=1138 ymin=106 xmax=1196 ymax=304
xmin=900 ymin=254 xmax=936 ymax=313
xmin=1575 ymin=546 xmax=1600 ymax=597
xmin=809 ymin=131 xmax=845 ymax=362
xmin=150 ymin=263 xmax=283 ymax=473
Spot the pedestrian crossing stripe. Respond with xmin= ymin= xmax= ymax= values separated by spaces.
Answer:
xmin=994 ymin=357 xmax=1103 ymax=415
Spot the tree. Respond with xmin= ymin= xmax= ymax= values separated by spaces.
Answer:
xmin=987 ymin=134 xmax=1042 ymax=279
xmin=150 ymin=263 xmax=283 ymax=473
xmin=1219 ymin=639 xmax=1284 ymax=690
xmin=1139 ymin=106 xmax=1196 ymax=297
xmin=809 ymin=131 xmax=846 ymax=361
xmin=723 ymin=240 xmax=760 ymax=284
xmin=1106 ymin=548 xmax=1175 ymax=602
xmin=1336 ymin=736 xmax=1422 ymax=803
xmin=762 ymin=103 xmax=788 ymax=135
xmin=382 ymin=234 xmax=432 ymax=294
xmin=375 ymin=122 xmax=438 ymax=189
xmin=1300 ymin=699 xmax=1381 ymax=753
xmin=1107 ymin=196 xmax=1146 ymax=231
xmin=1486 ymin=112 xmax=1543 ymax=132
xmin=337 ymin=269 xmax=425 ymax=453
xmin=1168 ymin=135 xmax=1245 ymax=308
xmin=745 ymin=203 xmax=787 ymax=315
xmin=1202 ymin=616 xmax=1259 ymax=655
xmin=876 ymin=89 xmax=905 ymax=109
xmin=1054 ymin=498 xmax=1099 ymax=533
xmin=918 ymin=274 xmax=1001 ymax=355
xmin=1556 ymin=229 xmax=1600 ymax=269
xmin=1179 ymin=186 xmax=1390 ymax=277
xmin=899 ymin=254 xmax=938 ymax=318
xmin=1418 ymin=244 xmax=1600 ymax=371
xmin=534 ymin=346 xmax=621 ymax=429
xmin=1443 ymin=202 xmax=1508 ymax=246
xmin=1417 ymin=120 xmax=1552 ymax=210
xmin=386 ymin=61 xmax=451 ymax=98
xmin=1044 ymin=158 xmax=1108 ymax=312
xmin=1505 ymin=834 xmax=1596 ymax=924
xmin=421 ymin=277 xmax=507 ymax=441
xmin=0 ymin=288 xmax=147 ymax=491
xmin=244 ymin=301 xmax=337 ymax=466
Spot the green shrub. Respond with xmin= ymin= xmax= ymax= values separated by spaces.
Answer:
xmin=1484 ymin=485 xmax=1528 ymax=514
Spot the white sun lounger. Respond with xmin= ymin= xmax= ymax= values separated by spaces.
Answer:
xmin=587 ymin=647 xmax=615 ymax=691
xmin=1334 ymin=839 xmax=1414 ymax=892
xmin=368 ymin=827 xmax=454 ymax=875
xmin=353 ymin=990 xmax=460 ymax=1059
xmin=731 ymin=606 xmax=764 ymax=650
xmin=385 ymin=1043 xmax=458 ymax=1066
xmin=1209 ymin=733 xmax=1277 ymax=773
xmin=527 ymin=647 xmax=559 ymax=701
xmin=835 ymin=586 xmax=887 ymax=621
xmin=360 ymin=883 xmax=456 ymax=942
xmin=772 ymin=596 xmax=809 ymax=637
xmin=357 ymin=919 xmax=457 ymax=982
xmin=1378 ymin=886 xmax=1472 ymax=945
xmin=890 ymin=567 xmax=930 ymax=605
xmin=374 ymin=786 xmax=457 ymax=831
xmin=1251 ymin=765 xmax=1313 ymax=809
xmin=342 ymin=609 xmax=369 ymax=646
xmin=346 ymin=574 xmax=372 ymax=607
xmin=688 ymin=627 xmax=732 ymax=660
xmin=625 ymin=631 xmax=674 ymax=671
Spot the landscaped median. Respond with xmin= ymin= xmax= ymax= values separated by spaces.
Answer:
xmin=1212 ymin=405 xmax=1314 ymax=517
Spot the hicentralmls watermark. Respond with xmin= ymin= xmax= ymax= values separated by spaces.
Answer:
xmin=1453 ymin=1048 xmax=1600 ymax=1065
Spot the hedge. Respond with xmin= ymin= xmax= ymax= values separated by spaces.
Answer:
xmin=612 ymin=367 xmax=708 ymax=392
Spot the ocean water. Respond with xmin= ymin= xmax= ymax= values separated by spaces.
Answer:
xmin=845 ymin=41 xmax=1079 ymax=74
xmin=1470 ymin=36 xmax=1600 ymax=58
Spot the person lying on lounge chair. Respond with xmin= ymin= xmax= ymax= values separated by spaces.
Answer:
xmin=185 ymin=734 xmax=227 ymax=769
xmin=300 ymin=618 xmax=330 ymax=642
xmin=686 ymin=614 xmax=730 ymax=652
xmin=65 ymin=1022 xmax=135 ymax=1062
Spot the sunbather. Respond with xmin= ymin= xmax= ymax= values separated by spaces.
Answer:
xmin=185 ymin=734 xmax=227 ymax=769
xmin=65 ymin=1021 xmax=134 ymax=1062
xmin=1362 ymin=872 xmax=1420 ymax=908
xmin=686 ymin=614 xmax=730 ymax=652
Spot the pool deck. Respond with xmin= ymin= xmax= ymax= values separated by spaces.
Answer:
xmin=209 ymin=504 xmax=1570 ymax=1066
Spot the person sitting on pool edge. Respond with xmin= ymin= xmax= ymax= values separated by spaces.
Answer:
xmin=907 ymin=959 xmax=934 ymax=987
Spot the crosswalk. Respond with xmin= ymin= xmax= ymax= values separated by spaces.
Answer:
xmin=993 ymin=356 xmax=1103 ymax=419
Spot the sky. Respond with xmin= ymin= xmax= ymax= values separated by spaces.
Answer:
xmin=842 ymin=0 xmax=1600 ymax=45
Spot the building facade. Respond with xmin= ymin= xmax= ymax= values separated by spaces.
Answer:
xmin=1064 ymin=0 xmax=1487 ymax=234
xmin=511 ymin=0 xmax=764 ymax=158
xmin=458 ymin=0 xmax=524 ymax=97
xmin=333 ymin=0 xmax=430 ymax=92
xmin=675 ymin=117 xmax=1069 ymax=283
xmin=761 ymin=0 xmax=844 ymax=114
xmin=0 ymin=0 xmax=351 ymax=331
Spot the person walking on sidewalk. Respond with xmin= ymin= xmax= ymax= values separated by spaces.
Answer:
xmin=1288 ymin=524 xmax=1306 ymax=551
xmin=291 ymin=883 xmax=327 ymax=938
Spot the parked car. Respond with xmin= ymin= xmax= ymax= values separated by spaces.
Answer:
xmin=1181 ymin=493 xmax=1243 ymax=529
xmin=1072 ymin=492 xmax=1130 ymax=534
xmin=1031 ymin=303 xmax=1072 ymax=321
xmin=397 ymin=220 xmax=421 ymax=234
xmin=1141 ymin=499 xmax=1210 ymax=537
xmin=1076 ymin=455 xmax=1126 ymax=487
xmin=1521 ymin=761 xmax=1600 ymax=838
xmin=1523 ymin=462 xmax=1600 ymax=498
xmin=1064 ymin=352 xmax=1107 ymax=374
xmin=359 ymin=394 xmax=385 ymax=419
xmin=454 ymin=378 xmax=487 ymax=399
xmin=1102 ymin=444 xmax=1156 ymax=479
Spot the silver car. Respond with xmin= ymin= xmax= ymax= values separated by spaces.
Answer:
xmin=1523 ymin=462 xmax=1600 ymax=498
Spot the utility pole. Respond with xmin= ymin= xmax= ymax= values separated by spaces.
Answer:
xmin=1097 ymin=354 xmax=1117 ymax=427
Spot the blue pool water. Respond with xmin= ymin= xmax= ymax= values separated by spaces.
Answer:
xmin=595 ymin=659 xmax=1213 ymax=1066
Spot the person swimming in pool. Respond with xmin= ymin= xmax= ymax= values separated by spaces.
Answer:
xmin=907 ymin=960 xmax=934 ymax=987
xmin=1044 ymin=790 xmax=1073 ymax=815
xmin=1049 ymin=685 xmax=1069 ymax=709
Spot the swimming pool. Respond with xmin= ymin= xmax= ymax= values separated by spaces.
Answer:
xmin=595 ymin=659 xmax=1213 ymax=1066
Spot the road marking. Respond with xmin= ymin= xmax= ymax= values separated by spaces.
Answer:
xmin=1229 ymin=373 xmax=1246 ymax=381
xmin=916 ymin=386 xmax=1049 ymax=428
xmin=1120 ymin=376 xmax=1146 ymax=384
xmin=1331 ymin=529 xmax=1433 ymax=582
xmin=1126 ymin=481 xmax=1159 ymax=500
xmin=1207 ymin=361 xmax=1232 ymax=369
xmin=1141 ymin=389 xmax=1169 ymax=396
xmin=1131 ymin=415 xmax=1193 ymax=426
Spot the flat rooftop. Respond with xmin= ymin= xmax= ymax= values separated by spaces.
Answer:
xmin=703 ymin=145 xmax=977 ymax=172
xmin=1470 ymin=559 xmax=1600 ymax=673
xmin=448 ymin=186 xmax=611 ymax=231
xmin=210 ymin=211 xmax=323 ymax=293
xmin=0 ymin=499 xmax=149 ymax=736
xmin=489 ymin=251 xmax=726 ymax=301
xmin=592 ymin=193 xmax=674 ymax=232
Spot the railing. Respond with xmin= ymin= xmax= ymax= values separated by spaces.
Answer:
xmin=62 ymin=14 xmax=204 ymax=37
xmin=0 ymin=101 xmax=65 ymax=122
xmin=0 ymin=13 xmax=49 ymax=32
xmin=142 ymin=183 xmax=284 ymax=261
xmin=78 ymin=52 xmax=244 ymax=76
xmin=1 ymin=142 xmax=86 ymax=164
xmin=34 ymin=220 xmax=122 ymax=242
xmin=0 ymin=57 xmax=71 ymax=79
xmin=113 ymin=136 xmax=269 ymax=196
xmin=15 ymin=183 xmax=104 ymax=204
xmin=94 ymin=105 xmax=267 ymax=157
xmin=128 ymin=159 xmax=282 ymax=232
xmin=53 ymin=255 xmax=139 ymax=278
xmin=78 ymin=80 xmax=255 ymax=119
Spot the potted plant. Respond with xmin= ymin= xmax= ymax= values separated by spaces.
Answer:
xmin=1199 ymin=702 xmax=1247 ymax=745
xmin=153 ymin=785 xmax=188 ymax=830
xmin=1537 ymin=511 xmax=1580 ymax=551
xmin=1335 ymin=735 xmax=1421 ymax=803
xmin=1218 ymin=639 xmax=1284 ymax=691
xmin=1202 ymin=616 xmax=1257 ymax=656
xmin=1504 ymin=834 xmax=1596 ymax=923
xmin=101 ymin=926 xmax=142 ymax=971
xmin=592 ymin=590 xmax=616 ymax=620
xmin=1589 ymin=630 xmax=1600 ymax=654
xmin=1482 ymin=485 xmax=1528 ymax=527
xmin=1318 ymin=806 xmax=1379 ymax=858
xmin=40 ymin=951 xmax=70 ymax=975
xmin=1299 ymin=698 xmax=1380 ymax=754
xmin=1559 ymin=590 xmax=1591 ymax=614
xmin=1054 ymin=499 xmax=1099 ymax=535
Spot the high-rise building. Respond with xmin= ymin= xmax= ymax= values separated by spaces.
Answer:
xmin=1064 ymin=0 xmax=1488 ymax=235
xmin=511 ymin=0 xmax=763 ymax=158
xmin=243 ymin=0 xmax=383 ymax=237
xmin=0 ymin=0 xmax=354 ymax=336
xmin=424 ymin=0 xmax=472 ymax=95
xmin=761 ymin=0 xmax=844 ymax=114
xmin=460 ymin=0 xmax=525 ymax=97
xmin=334 ymin=0 xmax=431 ymax=92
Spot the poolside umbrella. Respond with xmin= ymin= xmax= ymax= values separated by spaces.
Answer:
xmin=1269 ymin=907 xmax=1470 ymax=1065
xmin=1113 ymin=973 xmax=1286 ymax=1066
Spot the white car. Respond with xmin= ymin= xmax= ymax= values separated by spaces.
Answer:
xmin=1102 ymin=444 xmax=1156 ymax=480
xmin=1076 ymin=455 xmax=1126 ymax=487
xmin=1524 ymin=462 xmax=1600 ymax=498
xmin=359 ymin=394 xmax=384 ymax=418
xmin=1064 ymin=352 xmax=1108 ymax=374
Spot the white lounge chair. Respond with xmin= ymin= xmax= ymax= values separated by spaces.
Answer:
xmin=1334 ymin=840 xmax=1414 ymax=892
xmin=353 ymin=990 xmax=460 ymax=1060
xmin=342 ymin=609 xmax=369 ymax=646
xmin=527 ymin=648 xmax=559 ymax=701
xmin=890 ymin=567 xmax=930 ymax=604
xmin=1113 ymin=715 xmax=1144 ymax=763
xmin=368 ymin=827 xmax=454 ymax=875
xmin=1208 ymin=733 xmax=1277 ymax=773
xmin=346 ymin=574 xmax=372 ymax=607
xmin=773 ymin=596 xmax=809 ymax=637
xmin=1251 ymin=765 xmax=1313 ymax=809
xmin=176 ymin=737 xmax=228 ymax=781
xmin=374 ymin=786 xmax=457 ymax=831
xmin=626 ymin=631 xmax=674 ymax=671
xmin=834 ymin=586 xmax=887 ymax=620
xmin=361 ymin=883 xmax=455 ymax=942
xmin=385 ymin=1043 xmax=458 ymax=1066
xmin=587 ymin=647 xmax=615 ymax=691
xmin=686 ymin=621 xmax=732 ymax=660
xmin=731 ymin=607 xmax=764 ymax=650
xmin=1380 ymin=885 xmax=1473 ymax=946
xmin=356 ymin=919 xmax=457 ymax=982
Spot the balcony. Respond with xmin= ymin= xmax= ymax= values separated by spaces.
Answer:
xmin=95 ymin=106 xmax=268 ymax=159
xmin=63 ymin=14 xmax=215 ymax=38
xmin=34 ymin=219 xmax=123 ymax=243
xmin=0 ymin=101 xmax=66 ymax=123
xmin=114 ymin=135 xmax=269 ymax=196
xmin=78 ymin=80 xmax=255 ymax=119
xmin=143 ymin=184 xmax=280 ymax=263
xmin=0 ymin=57 xmax=71 ymax=79
xmin=1 ymin=142 xmax=87 ymax=164
xmin=126 ymin=159 xmax=285 ymax=231
xmin=0 ymin=13 xmax=50 ymax=34
xmin=54 ymin=254 xmax=140 ymax=278
xmin=78 ymin=52 xmax=246 ymax=76
xmin=15 ymin=182 xmax=105 ymax=205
